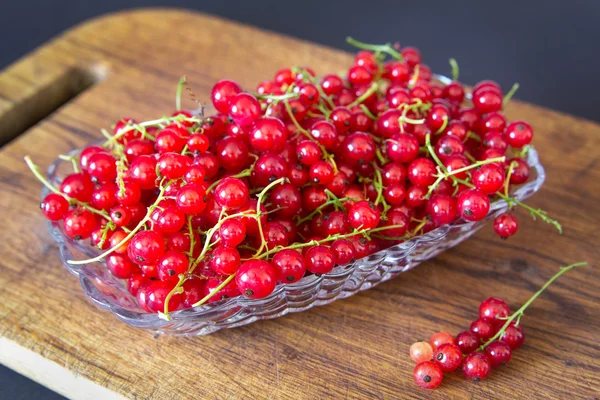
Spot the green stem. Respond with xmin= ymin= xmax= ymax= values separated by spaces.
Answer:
xmin=176 ymin=76 xmax=187 ymax=111
xmin=296 ymin=195 xmax=353 ymax=225
xmin=191 ymin=273 xmax=236 ymax=308
xmin=359 ymin=104 xmax=378 ymax=120
xmin=449 ymin=58 xmax=459 ymax=81
xmin=503 ymin=83 xmax=520 ymax=107
xmin=252 ymin=177 xmax=287 ymax=257
xmin=346 ymin=37 xmax=403 ymax=61
xmin=479 ymin=262 xmax=588 ymax=350
xmin=256 ymin=92 xmax=300 ymax=101
xmin=67 ymin=182 xmax=169 ymax=265
xmin=347 ymin=82 xmax=378 ymax=109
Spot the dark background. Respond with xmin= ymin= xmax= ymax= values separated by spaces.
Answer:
xmin=0 ymin=1 xmax=598 ymax=399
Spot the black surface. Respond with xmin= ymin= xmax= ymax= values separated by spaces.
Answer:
xmin=0 ymin=1 xmax=598 ymax=399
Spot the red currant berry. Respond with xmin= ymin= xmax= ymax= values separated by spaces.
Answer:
xmin=485 ymin=341 xmax=512 ymax=367
xmin=250 ymin=117 xmax=287 ymax=152
xmin=479 ymin=297 xmax=510 ymax=323
xmin=203 ymin=276 xmax=240 ymax=303
xmin=272 ymin=249 xmax=306 ymax=283
xmin=427 ymin=195 xmax=457 ymax=225
xmin=63 ymin=207 xmax=96 ymax=240
xmin=505 ymin=121 xmax=533 ymax=148
xmin=40 ymin=193 xmax=69 ymax=221
xmin=155 ymin=128 xmax=186 ymax=154
xmin=348 ymin=200 xmax=381 ymax=230
xmin=218 ymin=218 xmax=246 ymax=247
xmin=250 ymin=154 xmax=289 ymax=187
xmin=127 ymin=273 xmax=148 ymax=296
xmin=181 ymin=277 xmax=205 ymax=308
xmin=473 ymin=89 xmax=503 ymax=114
xmin=228 ymin=93 xmax=261 ymax=128
xmin=472 ymin=164 xmax=505 ymax=194
xmin=296 ymin=140 xmax=322 ymax=166
xmin=480 ymin=112 xmax=506 ymax=134
xmin=305 ymin=245 xmax=336 ymax=274
xmin=187 ymin=133 xmax=210 ymax=153
xmin=309 ymin=161 xmax=334 ymax=185
xmin=410 ymin=341 xmax=434 ymax=363
xmin=413 ymin=361 xmax=443 ymax=390
xmin=470 ymin=318 xmax=497 ymax=341
xmin=387 ymin=133 xmax=420 ymax=163
xmin=310 ymin=121 xmax=338 ymax=149
xmin=455 ymin=331 xmax=479 ymax=354
xmin=508 ymin=158 xmax=529 ymax=184
xmin=429 ymin=331 xmax=454 ymax=351
xmin=129 ymin=155 xmax=158 ymax=190
xmin=87 ymin=153 xmax=117 ymax=183
xmin=462 ymin=352 xmax=492 ymax=381
xmin=408 ymin=158 xmax=436 ymax=187
xmin=60 ymin=173 xmax=94 ymax=202
xmin=457 ymin=189 xmax=490 ymax=222
xmin=211 ymin=79 xmax=242 ymax=114
xmin=331 ymin=239 xmax=354 ymax=265
xmin=138 ymin=281 xmax=182 ymax=313
xmin=270 ymin=183 xmax=302 ymax=219
xmin=157 ymin=250 xmax=189 ymax=282
xmin=106 ymin=253 xmax=139 ymax=279
xmin=129 ymin=230 xmax=165 ymax=265
xmin=236 ymin=260 xmax=277 ymax=299
xmin=79 ymin=146 xmax=107 ymax=172
xmin=210 ymin=245 xmax=240 ymax=275
xmin=494 ymin=213 xmax=519 ymax=238
xmin=500 ymin=323 xmax=525 ymax=349
xmin=434 ymin=343 xmax=463 ymax=372
xmin=213 ymin=177 xmax=249 ymax=209
xmin=320 ymin=74 xmax=344 ymax=96
xmin=157 ymin=153 xmax=191 ymax=180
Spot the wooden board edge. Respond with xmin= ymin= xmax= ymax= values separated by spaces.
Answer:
xmin=0 ymin=337 xmax=124 ymax=400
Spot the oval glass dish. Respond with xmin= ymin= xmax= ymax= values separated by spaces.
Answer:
xmin=44 ymin=146 xmax=545 ymax=336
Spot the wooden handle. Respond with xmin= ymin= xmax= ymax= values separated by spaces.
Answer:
xmin=0 ymin=46 xmax=105 ymax=145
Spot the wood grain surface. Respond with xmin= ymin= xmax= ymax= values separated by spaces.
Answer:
xmin=0 ymin=9 xmax=598 ymax=400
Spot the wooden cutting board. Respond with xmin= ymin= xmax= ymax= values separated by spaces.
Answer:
xmin=0 ymin=9 xmax=598 ymax=400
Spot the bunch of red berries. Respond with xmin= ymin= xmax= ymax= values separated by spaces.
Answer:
xmin=28 ymin=38 xmax=561 ymax=318
xmin=409 ymin=262 xmax=586 ymax=389
xmin=411 ymin=297 xmax=522 ymax=389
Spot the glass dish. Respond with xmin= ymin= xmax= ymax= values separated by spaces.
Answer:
xmin=42 ymin=75 xmax=545 ymax=336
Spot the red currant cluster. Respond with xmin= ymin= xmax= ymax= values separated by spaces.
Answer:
xmin=28 ymin=38 xmax=561 ymax=318
xmin=410 ymin=262 xmax=586 ymax=389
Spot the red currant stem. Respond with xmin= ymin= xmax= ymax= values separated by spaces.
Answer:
xmin=97 ymin=221 xmax=116 ymax=249
xmin=371 ymin=233 xmax=408 ymax=241
xmin=296 ymin=195 xmax=354 ymax=225
xmin=291 ymin=66 xmax=336 ymax=109
xmin=346 ymin=37 xmax=404 ymax=61
xmin=256 ymin=92 xmax=300 ymax=101
xmin=503 ymin=83 xmax=520 ymax=107
xmin=375 ymin=147 xmax=388 ymax=164
xmin=58 ymin=154 xmax=81 ymax=173
xmin=451 ymin=174 xmax=563 ymax=233
xmin=185 ymin=215 xmax=195 ymax=257
xmin=159 ymin=274 xmax=186 ymax=320
xmin=307 ymin=111 xmax=323 ymax=118
xmin=516 ymin=145 xmax=532 ymax=158
xmin=479 ymin=262 xmax=588 ymax=350
xmin=449 ymin=58 xmax=459 ymax=81
xmin=191 ymin=272 xmax=236 ymax=308
xmin=504 ymin=160 xmax=517 ymax=197
xmin=359 ymin=104 xmax=378 ymax=120
xmin=253 ymin=177 xmax=287 ymax=258
xmin=67 ymin=179 xmax=170 ymax=265
xmin=116 ymin=155 xmax=128 ymax=197
xmin=347 ymin=82 xmax=379 ymax=109
xmin=408 ymin=65 xmax=420 ymax=88
xmin=175 ymin=76 xmax=187 ymax=111
xmin=496 ymin=192 xmax=563 ymax=233
xmin=317 ymin=104 xmax=332 ymax=118
xmin=100 ymin=129 xmax=113 ymax=141
xmin=25 ymin=156 xmax=64 ymax=197
xmin=411 ymin=218 xmax=430 ymax=236
xmin=464 ymin=151 xmax=477 ymax=163
xmin=324 ymin=189 xmax=347 ymax=212
xmin=373 ymin=167 xmax=389 ymax=212
xmin=282 ymin=95 xmax=338 ymax=173
xmin=205 ymin=167 xmax=253 ymax=195
xmin=434 ymin=116 xmax=449 ymax=135
xmin=466 ymin=131 xmax=481 ymax=142
xmin=103 ymin=115 xmax=200 ymax=148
